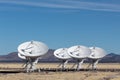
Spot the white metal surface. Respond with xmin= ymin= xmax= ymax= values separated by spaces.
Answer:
xmin=18 ymin=53 xmax=26 ymax=59
xmin=68 ymin=45 xmax=91 ymax=59
xmin=18 ymin=41 xmax=49 ymax=57
xmin=89 ymin=47 xmax=106 ymax=59
xmin=54 ymin=48 xmax=71 ymax=60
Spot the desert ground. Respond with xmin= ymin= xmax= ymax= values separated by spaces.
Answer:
xmin=0 ymin=63 xmax=120 ymax=80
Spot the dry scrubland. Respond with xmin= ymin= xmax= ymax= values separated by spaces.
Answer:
xmin=0 ymin=63 xmax=120 ymax=80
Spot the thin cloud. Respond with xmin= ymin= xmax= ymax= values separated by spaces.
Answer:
xmin=0 ymin=0 xmax=120 ymax=12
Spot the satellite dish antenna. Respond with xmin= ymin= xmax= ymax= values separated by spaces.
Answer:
xmin=18 ymin=40 xmax=49 ymax=72
xmin=68 ymin=45 xmax=91 ymax=70
xmin=54 ymin=48 xmax=71 ymax=69
xmin=87 ymin=47 xmax=106 ymax=69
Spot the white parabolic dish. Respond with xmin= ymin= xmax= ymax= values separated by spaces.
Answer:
xmin=68 ymin=45 xmax=91 ymax=59
xmin=54 ymin=48 xmax=71 ymax=60
xmin=18 ymin=41 xmax=49 ymax=57
xmin=89 ymin=47 xmax=106 ymax=59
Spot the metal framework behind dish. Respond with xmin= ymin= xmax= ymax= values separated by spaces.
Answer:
xmin=18 ymin=41 xmax=49 ymax=72
xmin=18 ymin=53 xmax=40 ymax=72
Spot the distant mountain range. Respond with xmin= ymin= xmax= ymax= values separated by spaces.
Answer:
xmin=0 ymin=49 xmax=120 ymax=63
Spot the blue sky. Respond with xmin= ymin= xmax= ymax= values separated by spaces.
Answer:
xmin=0 ymin=0 xmax=120 ymax=55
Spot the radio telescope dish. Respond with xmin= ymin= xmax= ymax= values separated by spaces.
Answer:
xmin=54 ymin=48 xmax=71 ymax=60
xmin=89 ymin=47 xmax=106 ymax=59
xmin=87 ymin=47 xmax=106 ymax=69
xmin=68 ymin=45 xmax=91 ymax=59
xmin=54 ymin=48 xmax=71 ymax=69
xmin=18 ymin=40 xmax=49 ymax=72
xmin=18 ymin=41 xmax=48 ymax=57
xmin=68 ymin=45 xmax=91 ymax=70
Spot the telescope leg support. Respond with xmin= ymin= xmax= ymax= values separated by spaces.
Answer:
xmin=92 ymin=59 xmax=100 ymax=70
xmin=25 ymin=58 xmax=39 ymax=72
xmin=77 ymin=59 xmax=85 ymax=70
xmin=62 ymin=60 xmax=68 ymax=69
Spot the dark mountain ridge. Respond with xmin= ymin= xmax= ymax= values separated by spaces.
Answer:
xmin=0 ymin=50 xmax=120 ymax=63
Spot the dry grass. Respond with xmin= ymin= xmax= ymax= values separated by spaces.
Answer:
xmin=0 ymin=63 xmax=120 ymax=69
xmin=0 ymin=63 xmax=120 ymax=80
xmin=37 ymin=63 xmax=120 ymax=69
